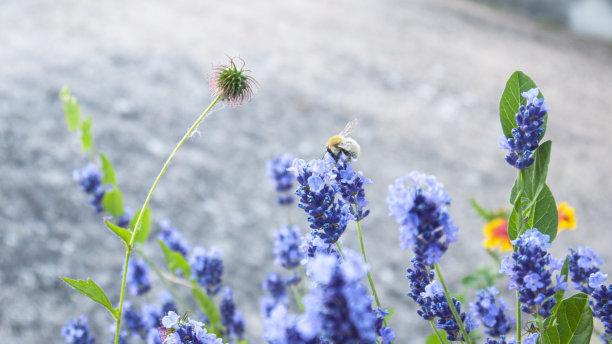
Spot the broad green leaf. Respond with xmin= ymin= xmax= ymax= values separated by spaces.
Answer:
xmin=526 ymin=184 xmax=558 ymax=241
xmin=104 ymin=219 xmax=131 ymax=244
xmin=60 ymin=87 xmax=82 ymax=132
xmin=425 ymin=329 xmax=450 ymax=344
xmin=192 ymin=285 xmax=224 ymax=337
xmin=520 ymin=141 xmax=552 ymax=199
xmin=508 ymin=195 xmax=523 ymax=241
xmin=540 ymin=324 xmax=561 ymax=344
xmin=81 ymin=116 xmax=94 ymax=153
xmin=130 ymin=207 xmax=152 ymax=243
xmin=499 ymin=71 xmax=540 ymax=138
xmin=555 ymin=293 xmax=593 ymax=344
xmin=99 ymin=154 xmax=117 ymax=186
xmin=102 ymin=187 xmax=124 ymax=217
xmin=159 ymin=240 xmax=191 ymax=277
xmin=62 ymin=277 xmax=118 ymax=319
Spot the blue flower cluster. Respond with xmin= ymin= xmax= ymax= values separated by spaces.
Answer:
xmin=501 ymin=229 xmax=565 ymax=317
xmin=190 ymin=247 xmax=224 ymax=295
xmin=301 ymin=251 xmax=378 ymax=343
xmin=374 ymin=308 xmax=396 ymax=344
xmin=501 ymin=88 xmax=548 ymax=169
xmin=273 ymin=225 xmax=304 ymax=269
xmin=127 ymin=257 xmax=152 ymax=296
xmin=292 ymin=157 xmax=350 ymax=244
xmin=160 ymin=311 xmax=223 ymax=344
xmin=387 ymin=172 xmax=458 ymax=265
xmin=262 ymin=303 xmax=320 ymax=344
xmin=158 ymin=219 xmax=190 ymax=257
xmin=407 ymin=258 xmax=476 ymax=341
xmin=470 ymin=287 xmax=513 ymax=338
xmin=267 ymin=154 xmax=296 ymax=205
xmin=61 ymin=315 xmax=95 ymax=344
xmin=73 ymin=164 xmax=106 ymax=213
xmin=120 ymin=294 xmax=178 ymax=343
xmin=220 ymin=287 xmax=245 ymax=340
xmin=568 ymin=247 xmax=603 ymax=293
xmin=588 ymin=272 xmax=611 ymax=337
xmin=261 ymin=272 xmax=301 ymax=317
xmin=334 ymin=154 xmax=372 ymax=221
xmin=485 ymin=333 xmax=539 ymax=344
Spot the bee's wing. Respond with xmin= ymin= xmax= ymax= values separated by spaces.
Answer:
xmin=338 ymin=118 xmax=358 ymax=136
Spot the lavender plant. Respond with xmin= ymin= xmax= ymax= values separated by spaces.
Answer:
xmin=60 ymin=67 xmax=611 ymax=344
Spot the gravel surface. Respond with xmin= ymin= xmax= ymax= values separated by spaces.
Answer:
xmin=1 ymin=0 xmax=612 ymax=342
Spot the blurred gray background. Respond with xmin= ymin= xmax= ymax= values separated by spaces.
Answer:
xmin=1 ymin=0 xmax=611 ymax=342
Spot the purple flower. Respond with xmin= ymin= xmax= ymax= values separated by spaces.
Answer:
xmin=387 ymin=172 xmax=458 ymax=265
xmin=500 ymin=229 xmax=563 ymax=317
xmin=73 ymin=164 xmax=106 ymax=213
xmin=189 ymin=247 xmax=223 ymax=296
xmin=333 ymin=154 xmax=372 ymax=221
xmin=268 ymin=154 xmax=296 ymax=205
xmin=220 ymin=287 xmax=245 ymax=340
xmin=568 ymin=247 xmax=603 ymax=293
xmin=123 ymin=301 xmax=146 ymax=338
xmin=262 ymin=303 xmax=320 ymax=344
xmin=374 ymin=308 xmax=395 ymax=344
xmin=127 ymin=257 xmax=152 ymax=296
xmin=158 ymin=220 xmax=189 ymax=257
xmin=501 ymin=88 xmax=548 ymax=169
xmin=588 ymin=273 xmax=611 ymax=337
xmin=470 ymin=287 xmax=513 ymax=337
xmin=160 ymin=311 xmax=223 ymax=344
xmin=61 ymin=315 xmax=95 ymax=344
xmin=273 ymin=225 xmax=304 ymax=269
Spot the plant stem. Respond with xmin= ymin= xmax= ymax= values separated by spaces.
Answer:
xmin=429 ymin=320 xmax=445 ymax=343
xmin=335 ymin=242 xmax=345 ymax=259
xmin=516 ymin=291 xmax=522 ymax=344
xmin=434 ymin=264 xmax=472 ymax=344
xmin=355 ymin=217 xmax=386 ymax=326
xmin=114 ymin=95 xmax=222 ymax=344
xmin=135 ymin=247 xmax=189 ymax=310
xmin=292 ymin=285 xmax=304 ymax=313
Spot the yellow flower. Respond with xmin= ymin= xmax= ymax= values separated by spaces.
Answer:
xmin=483 ymin=218 xmax=512 ymax=252
xmin=558 ymin=202 xmax=577 ymax=232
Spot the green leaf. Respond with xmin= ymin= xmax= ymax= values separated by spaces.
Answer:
xmin=192 ymin=285 xmax=224 ymax=337
xmin=510 ymin=184 xmax=557 ymax=241
xmin=81 ymin=116 xmax=94 ymax=153
xmin=159 ymin=240 xmax=191 ymax=277
xmin=102 ymin=186 xmax=124 ymax=217
xmin=540 ymin=324 xmax=561 ymax=344
xmin=499 ymin=71 xmax=540 ymax=138
xmin=461 ymin=267 xmax=499 ymax=289
xmin=554 ymin=257 xmax=569 ymax=306
xmin=104 ymin=219 xmax=131 ymax=244
xmin=510 ymin=177 xmax=520 ymax=205
xmin=62 ymin=277 xmax=118 ymax=319
xmin=425 ymin=330 xmax=450 ymax=344
xmin=555 ymin=293 xmax=593 ymax=344
xmin=520 ymin=141 xmax=552 ymax=199
xmin=508 ymin=195 xmax=523 ymax=241
xmin=99 ymin=154 xmax=117 ymax=186
xmin=60 ymin=87 xmax=82 ymax=132
xmin=470 ymin=198 xmax=494 ymax=221
xmin=130 ymin=207 xmax=152 ymax=243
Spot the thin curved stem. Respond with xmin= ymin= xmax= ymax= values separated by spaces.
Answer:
xmin=114 ymin=95 xmax=222 ymax=344
xmin=335 ymin=242 xmax=345 ymax=259
xmin=434 ymin=264 xmax=472 ymax=344
xmin=135 ymin=247 xmax=189 ymax=310
xmin=516 ymin=292 xmax=522 ymax=344
xmin=429 ymin=320 xmax=445 ymax=343
xmin=355 ymin=217 xmax=386 ymax=327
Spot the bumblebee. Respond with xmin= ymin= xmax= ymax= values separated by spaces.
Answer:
xmin=326 ymin=119 xmax=361 ymax=160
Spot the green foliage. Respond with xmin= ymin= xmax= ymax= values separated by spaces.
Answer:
xmin=60 ymin=87 xmax=82 ymax=132
xmin=159 ymin=240 xmax=191 ymax=277
xmin=425 ymin=329 xmax=450 ymax=344
xmin=104 ymin=220 xmax=131 ymax=244
xmin=461 ymin=267 xmax=500 ymax=289
xmin=499 ymin=71 xmax=542 ymax=139
xmin=470 ymin=198 xmax=507 ymax=221
xmin=102 ymin=186 xmax=125 ymax=217
xmin=540 ymin=293 xmax=593 ymax=344
xmin=81 ymin=116 xmax=94 ymax=153
xmin=553 ymin=257 xmax=569 ymax=307
xmin=100 ymin=153 xmax=117 ymax=186
xmin=62 ymin=277 xmax=118 ymax=319
xmin=130 ymin=207 xmax=152 ymax=243
xmin=192 ymin=285 xmax=224 ymax=337
xmin=507 ymin=142 xmax=558 ymax=241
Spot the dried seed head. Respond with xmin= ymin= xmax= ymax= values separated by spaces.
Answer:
xmin=210 ymin=57 xmax=257 ymax=106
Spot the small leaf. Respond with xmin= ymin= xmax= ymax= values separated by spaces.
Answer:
xmin=62 ymin=277 xmax=118 ymax=319
xmin=425 ymin=329 xmax=450 ymax=344
xmin=60 ymin=87 xmax=82 ymax=132
xmin=81 ymin=116 xmax=94 ymax=153
xmin=499 ymin=71 xmax=540 ymax=138
xmin=130 ymin=207 xmax=152 ymax=244
xmin=104 ymin=220 xmax=131 ymax=244
xmin=159 ymin=240 xmax=191 ymax=277
xmin=192 ymin=285 xmax=224 ymax=337
xmin=470 ymin=198 xmax=494 ymax=221
xmin=508 ymin=195 xmax=523 ymax=241
xmin=99 ymin=154 xmax=117 ymax=186
xmin=102 ymin=187 xmax=124 ymax=217
xmin=520 ymin=141 xmax=552 ymax=199
xmin=510 ymin=177 xmax=520 ymax=205
xmin=555 ymin=293 xmax=593 ymax=344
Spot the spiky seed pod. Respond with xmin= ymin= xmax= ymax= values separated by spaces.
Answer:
xmin=210 ymin=58 xmax=257 ymax=106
